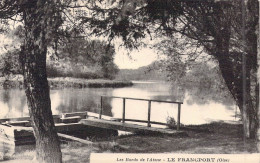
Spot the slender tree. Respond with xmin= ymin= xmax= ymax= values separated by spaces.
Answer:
xmin=1 ymin=0 xmax=62 ymax=162
xmin=257 ymin=0 xmax=260 ymax=152
xmin=21 ymin=0 xmax=62 ymax=162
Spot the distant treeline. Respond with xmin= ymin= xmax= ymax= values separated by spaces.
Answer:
xmin=116 ymin=60 xmax=227 ymax=91
xmin=116 ymin=61 xmax=168 ymax=81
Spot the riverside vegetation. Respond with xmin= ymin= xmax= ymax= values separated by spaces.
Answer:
xmin=0 ymin=75 xmax=133 ymax=89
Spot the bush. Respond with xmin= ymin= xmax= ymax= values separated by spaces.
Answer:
xmin=166 ymin=116 xmax=176 ymax=129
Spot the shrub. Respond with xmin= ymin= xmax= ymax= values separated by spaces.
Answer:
xmin=166 ymin=116 xmax=176 ymax=129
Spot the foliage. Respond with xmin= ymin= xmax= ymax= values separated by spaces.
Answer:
xmin=0 ymin=50 xmax=21 ymax=77
xmin=166 ymin=116 xmax=176 ymax=129
xmin=180 ymin=63 xmax=233 ymax=105
xmin=55 ymin=38 xmax=119 ymax=79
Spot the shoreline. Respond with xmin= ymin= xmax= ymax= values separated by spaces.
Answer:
xmin=0 ymin=77 xmax=133 ymax=89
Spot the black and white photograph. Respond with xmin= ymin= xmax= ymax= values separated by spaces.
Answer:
xmin=0 ymin=0 xmax=259 ymax=162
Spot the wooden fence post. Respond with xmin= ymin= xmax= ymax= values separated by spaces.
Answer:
xmin=122 ymin=98 xmax=126 ymax=123
xmin=147 ymin=101 xmax=151 ymax=127
xmin=177 ymin=103 xmax=181 ymax=130
xmin=99 ymin=96 xmax=103 ymax=119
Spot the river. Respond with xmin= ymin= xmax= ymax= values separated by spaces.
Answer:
xmin=0 ymin=81 xmax=238 ymax=125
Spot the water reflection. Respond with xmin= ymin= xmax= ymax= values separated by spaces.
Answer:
xmin=0 ymin=82 xmax=237 ymax=125
xmin=182 ymin=82 xmax=234 ymax=106
xmin=0 ymin=89 xmax=28 ymax=118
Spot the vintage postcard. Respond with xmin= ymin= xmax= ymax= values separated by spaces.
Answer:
xmin=0 ymin=0 xmax=259 ymax=162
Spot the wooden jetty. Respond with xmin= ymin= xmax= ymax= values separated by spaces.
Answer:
xmin=0 ymin=96 xmax=185 ymax=146
xmin=80 ymin=119 xmax=184 ymax=135
xmin=0 ymin=111 xmax=118 ymax=146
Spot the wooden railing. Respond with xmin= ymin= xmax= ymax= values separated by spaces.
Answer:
xmin=99 ymin=96 xmax=183 ymax=130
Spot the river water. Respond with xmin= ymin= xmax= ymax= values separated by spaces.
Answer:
xmin=0 ymin=81 xmax=238 ymax=125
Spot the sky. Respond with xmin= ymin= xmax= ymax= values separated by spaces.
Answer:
xmin=112 ymin=36 xmax=162 ymax=69
xmin=114 ymin=47 xmax=159 ymax=69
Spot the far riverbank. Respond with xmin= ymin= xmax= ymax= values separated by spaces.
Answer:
xmin=0 ymin=76 xmax=133 ymax=89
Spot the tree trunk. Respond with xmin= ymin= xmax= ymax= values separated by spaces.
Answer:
xmin=257 ymin=0 xmax=260 ymax=153
xmin=21 ymin=0 xmax=62 ymax=162
xmin=211 ymin=1 xmax=259 ymax=139
xmin=216 ymin=52 xmax=258 ymax=139
xmin=215 ymin=44 xmax=259 ymax=139
xmin=244 ymin=0 xmax=259 ymax=140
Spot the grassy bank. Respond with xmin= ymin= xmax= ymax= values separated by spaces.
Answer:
xmin=4 ymin=122 xmax=258 ymax=162
xmin=0 ymin=76 xmax=133 ymax=89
